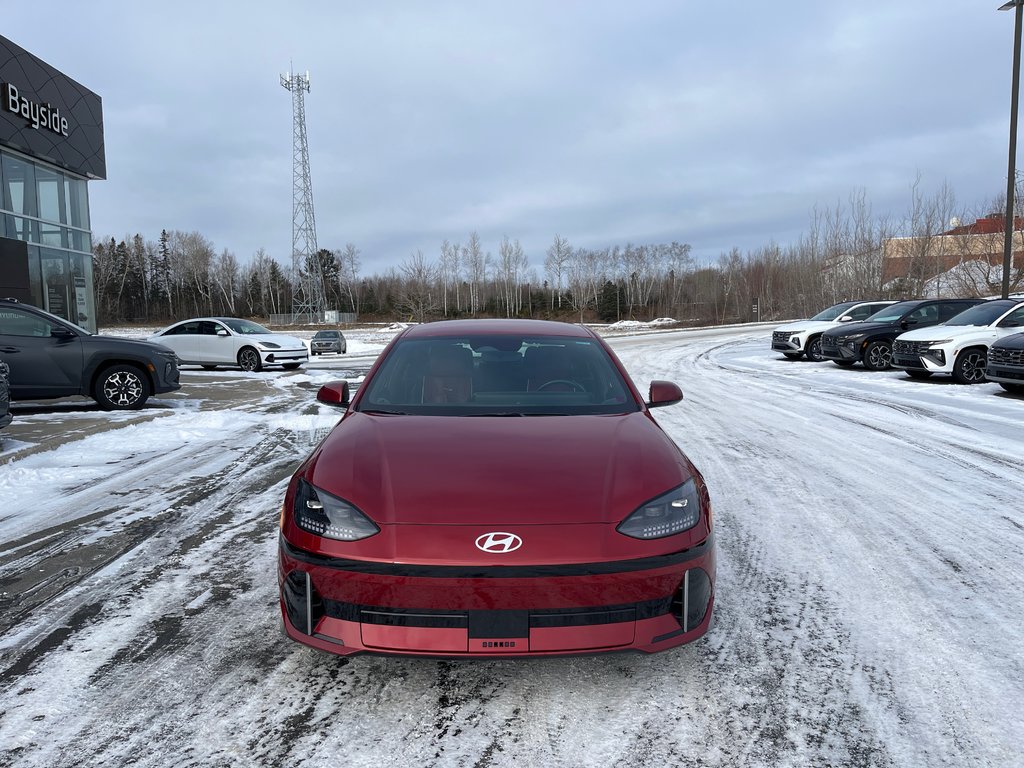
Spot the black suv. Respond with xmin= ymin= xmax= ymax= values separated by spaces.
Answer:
xmin=985 ymin=332 xmax=1024 ymax=394
xmin=0 ymin=299 xmax=180 ymax=409
xmin=820 ymin=298 xmax=984 ymax=370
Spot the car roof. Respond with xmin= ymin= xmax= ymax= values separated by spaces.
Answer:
xmin=401 ymin=319 xmax=595 ymax=339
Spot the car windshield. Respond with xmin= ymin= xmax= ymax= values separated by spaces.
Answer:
xmin=943 ymin=301 xmax=1016 ymax=327
xmin=221 ymin=318 xmax=273 ymax=335
xmin=809 ymin=302 xmax=859 ymax=321
xmin=357 ymin=335 xmax=640 ymax=416
xmin=313 ymin=331 xmax=338 ymax=339
xmin=863 ymin=302 xmax=919 ymax=323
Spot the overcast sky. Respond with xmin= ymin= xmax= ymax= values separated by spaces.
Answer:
xmin=6 ymin=1 xmax=1021 ymax=273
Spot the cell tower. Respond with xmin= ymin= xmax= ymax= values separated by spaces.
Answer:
xmin=280 ymin=68 xmax=327 ymax=322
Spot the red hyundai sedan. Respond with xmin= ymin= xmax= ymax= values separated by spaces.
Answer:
xmin=278 ymin=319 xmax=715 ymax=657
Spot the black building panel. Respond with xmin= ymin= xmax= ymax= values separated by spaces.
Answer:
xmin=0 ymin=35 xmax=105 ymax=179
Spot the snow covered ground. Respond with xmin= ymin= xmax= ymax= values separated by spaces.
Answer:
xmin=0 ymin=324 xmax=1022 ymax=767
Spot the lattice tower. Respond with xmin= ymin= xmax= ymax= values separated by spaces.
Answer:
xmin=280 ymin=69 xmax=326 ymax=321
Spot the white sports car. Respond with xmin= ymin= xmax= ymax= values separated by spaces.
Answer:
xmin=149 ymin=317 xmax=308 ymax=372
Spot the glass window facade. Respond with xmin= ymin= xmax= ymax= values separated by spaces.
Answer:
xmin=1 ymin=148 xmax=96 ymax=331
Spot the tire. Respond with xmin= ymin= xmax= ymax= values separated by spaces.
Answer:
xmin=952 ymin=348 xmax=986 ymax=384
xmin=282 ymin=363 xmax=302 ymax=370
xmin=999 ymin=382 xmax=1024 ymax=394
xmin=782 ymin=352 xmax=802 ymax=360
xmin=93 ymin=364 xmax=151 ymax=410
xmin=906 ymin=370 xmax=932 ymax=379
xmin=862 ymin=340 xmax=893 ymax=371
xmin=238 ymin=347 xmax=262 ymax=372
xmin=805 ymin=336 xmax=825 ymax=362
xmin=834 ymin=360 xmax=856 ymax=367
xmin=201 ymin=365 xmax=218 ymax=370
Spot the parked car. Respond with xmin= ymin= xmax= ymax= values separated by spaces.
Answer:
xmin=310 ymin=329 xmax=347 ymax=356
xmin=148 ymin=317 xmax=308 ymax=372
xmin=0 ymin=357 xmax=11 ymax=430
xmin=772 ymin=300 xmax=896 ymax=361
xmin=891 ymin=299 xmax=1024 ymax=383
xmin=0 ymin=298 xmax=180 ymax=410
xmin=820 ymin=298 xmax=984 ymax=370
xmin=985 ymin=331 xmax=1024 ymax=394
xmin=278 ymin=319 xmax=715 ymax=658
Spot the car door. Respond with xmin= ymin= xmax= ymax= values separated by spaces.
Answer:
xmin=155 ymin=321 xmax=203 ymax=363
xmin=201 ymin=321 xmax=237 ymax=364
xmin=995 ymin=305 xmax=1024 ymax=341
xmin=0 ymin=307 xmax=84 ymax=398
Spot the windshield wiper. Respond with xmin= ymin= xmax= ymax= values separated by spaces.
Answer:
xmin=360 ymin=408 xmax=409 ymax=415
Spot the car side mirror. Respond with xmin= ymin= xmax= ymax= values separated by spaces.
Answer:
xmin=900 ymin=320 xmax=911 ymax=329
xmin=838 ymin=315 xmax=853 ymax=322
xmin=50 ymin=326 xmax=76 ymax=339
xmin=216 ymin=329 xmax=229 ymax=336
xmin=647 ymin=380 xmax=683 ymax=409
xmin=317 ymin=381 xmax=350 ymax=407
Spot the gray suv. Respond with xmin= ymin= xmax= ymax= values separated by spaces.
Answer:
xmin=0 ymin=299 xmax=180 ymax=409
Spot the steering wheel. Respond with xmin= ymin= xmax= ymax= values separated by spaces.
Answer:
xmin=537 ymin=379 xmax=586 ymax=392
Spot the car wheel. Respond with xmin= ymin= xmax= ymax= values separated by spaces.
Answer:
xmin=906 ymin=370 xmax=932 ymax=379
xmin=282 ymin=363 xmax=302 ymax=370
xmin=952 ymin=349 xmax=986 ymax=384
xmin=834 ymin=360 xmax=856 ymax=367
xmin=238 ymin=347 xmax=262 ymax=372
xmin=999 ymin=382 xmax=1024 ymax=394
xmin=782 ymin=352 xmax=802 ymax=360
xmin=863 ymin=341 xmax=892 ymax=371
xmin=201 ymin=365 xmax=218 ymax=370
xmin=805 ymin=336 xmax=825 ymax=362
xmin=94 ymin=364 xmax=151 ymax=410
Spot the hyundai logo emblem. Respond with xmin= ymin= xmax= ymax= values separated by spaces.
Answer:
xmin=475 ymin=532 xmax=523 ymax=553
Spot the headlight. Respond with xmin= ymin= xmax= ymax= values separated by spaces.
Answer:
xmin=258 ymin=341 xmax=281 ymax=349
xmin=293 ymin=478 xmax=379 ymax=541
xmin=927 ymin=340 xmax=952 ymax=347
xmin=617 ymin=480 xmax=701 ymax=539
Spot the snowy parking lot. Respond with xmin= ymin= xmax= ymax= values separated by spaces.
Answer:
xmin=1 ymin=324 xmax=1022 ymax=767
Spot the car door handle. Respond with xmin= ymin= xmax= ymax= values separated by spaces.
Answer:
xmin=0 ymin=346 xmax=20 ymax=353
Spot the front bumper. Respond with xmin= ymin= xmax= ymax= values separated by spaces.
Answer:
xmin=261 ymin=348 xmax=309 ymax=365
xmin=820 ymin=337 xmax=858 ymax=362
xmin=986 ymin=346 xmax=1024 ymax=384
xmin=278 ymin=534 xmax=716 ymax=657
xmin=771 ymin=331 xmax=803 ymax=353
xmin=153 ymin=356 xmax=181 ymax=394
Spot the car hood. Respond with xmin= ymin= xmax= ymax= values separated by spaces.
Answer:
xmin=825 ymin=321 xmax=894 ymax=337
xmin=992 ymin=331 xmax=1024 ymax=350
xmin=89 ymin=335 xmax=176 ymax=356
xmin=774 ymin=319 xmax=844 ymax=333
xmin=305 ymin=412 xmax=693 ymax=526
xmin=252 ymin=333 xmax=306 ymax=348
xmin=896 ymin=325 xmax=993 ymax=342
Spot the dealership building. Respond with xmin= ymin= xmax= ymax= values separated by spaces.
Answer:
xmin=1 ymin=34 xmax=104 ymax=332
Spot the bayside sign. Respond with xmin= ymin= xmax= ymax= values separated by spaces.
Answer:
xmin=3 ymin=82 xmax=69 ymax=137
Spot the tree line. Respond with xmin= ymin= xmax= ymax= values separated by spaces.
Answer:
xmin=92 ymin=182 xmax=1023 ymax=327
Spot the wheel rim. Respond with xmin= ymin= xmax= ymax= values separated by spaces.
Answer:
xmin=103 ymin=371 xmax=143 ymax=406
xmin=959 ymin=352 xmax=985 ymax=383
xmin=239 ymin=349 xmax=260 ymax=371
xmin=807 ymin=338 xmax=823 ymax=361
xmin=867 ymin=344 xmax=891 ymax=369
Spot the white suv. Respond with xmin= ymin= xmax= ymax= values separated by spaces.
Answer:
xmin=891 ymin=299 xmax=1024 ymax=383
xmin=772 ymin=300 xmax=896 ymax=361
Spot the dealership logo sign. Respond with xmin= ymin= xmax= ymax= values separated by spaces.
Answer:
xmin=3 ymin=82 xmax=69 ymax=137
xmin=475 ymin=532 xmax=522 ymax=553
